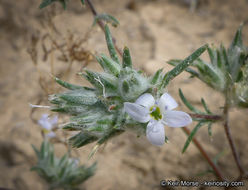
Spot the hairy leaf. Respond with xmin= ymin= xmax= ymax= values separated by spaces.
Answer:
xmin=182 ymin=121 xmax=206 ymax=153
xmin=122 ymin=46 xmax=132 ymax=68
xmin=104 ymin=25 xmax=120 ymax=64
xmin=162 ymin=44 xmax=207 ymax=87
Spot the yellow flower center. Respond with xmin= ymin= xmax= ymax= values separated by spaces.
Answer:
xmin=42 ymin=128 xmax=51 ymax=134
xmin=149 ymin=106 xmax=162 ymax=120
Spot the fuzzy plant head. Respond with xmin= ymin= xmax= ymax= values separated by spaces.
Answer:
xmin=168 ymin=25 xmax=248 ymax=107
xmin=31 ymin=140 xmax=96 ymax=190
xmin=48 ymin=24 xmax=207 ymax=148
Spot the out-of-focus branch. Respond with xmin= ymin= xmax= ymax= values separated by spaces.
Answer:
xmin=189 ymin=113 xmax=223 ymax=121
xmin=85 ymin=0 xmax=123 ymax=56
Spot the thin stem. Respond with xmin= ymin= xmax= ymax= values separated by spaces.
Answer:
xmin=189 ymin=113 xmax=223 ymax=121
xmin=182 ymin=127 xmax=225 ymax=181
xmin=223 ymin=102 xmax=245 ymax=176
xmin=85 ymin=0 xmax=123 ymax=56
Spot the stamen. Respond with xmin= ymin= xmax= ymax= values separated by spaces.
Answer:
xmin=152 ymin=107 xmax=156 ymax=112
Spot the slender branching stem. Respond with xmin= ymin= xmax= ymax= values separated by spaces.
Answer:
xmin=85 ymin=0 xmax=123 ymax=56
xmin=182 ymin=127 xmax=225 ymax=181
xmin=189 ymin=113 xmax=223 ymax=121
xmin=223 ymin=101 xmax=246 ymax=177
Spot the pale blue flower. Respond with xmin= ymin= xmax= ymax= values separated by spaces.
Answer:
xmin=38 ymin=114 xmax=58 ymax=138
xmin=124 ymin=93 xmax=192 ymax=146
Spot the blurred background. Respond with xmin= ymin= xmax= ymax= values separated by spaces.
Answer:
xmin=0 ymin=0 xmax=248 ymax=189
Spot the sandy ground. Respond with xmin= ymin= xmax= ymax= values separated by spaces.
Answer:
xmin=0 ymin=0 xmax=248 ymax=189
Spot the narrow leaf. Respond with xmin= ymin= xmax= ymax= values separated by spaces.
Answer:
xmin=216 ymin=50 xmax=222 ymax=68
xmin=59 ymin=89 xmax=98 ymax=105
xmin=182 ymin=122 xmax=206 ymax=153
xmin=104 ymin=25 xmax=120 ymax=64
xmin=179 ymin=89 xmax=203 ymax=114
xmin=207 ymin=46 xmax=216 ymax=64
xmin=220 ymin=44 xmax=229 ymax=68
xmin=54 ymin=77 xmax=85 ymax=90
xmin=201 ymin=98 xmax=212 ymax=114
xmin=69 ymin=132 xmax=98 ymax=148
xmin=162 ymin=44 xmax=208 ymax=87
xmin=122 ymin=46 xmax=132 ymax=68
xmin=230 ymin=24 xmax=243 ymax=49
xmin=167 ymin=59 xmax=199 ymax=77
xmin=150 ymin=68 xmax=163 ymax=84
xmin=208 ymin=122 xmax=212 ymax=137
xmin=83 ymin=70 xmax=118 ymax=91
xmin=100 ymin=54 xmax=121 ymax=76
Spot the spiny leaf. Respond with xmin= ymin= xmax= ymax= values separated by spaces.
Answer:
xmin=167 ymin=59 xmax=199 ymax=77
xmin=104 ymin=25 xmax=120 ymax=64
xmin=179 ymin=89 xmax=203 ymax=114
xmin=182 ymin=121 xmax=206 ymax=153
xmin=54 ymin=77 xmax=85 ymax=90
xmin=201 ymin=98 xmax=212 ymax=114
xmin=63 ymin=123 xmax=83 ymax=131
xmin=230 ymin=24 xmax=243 ymax=49
xmin=69 ymin=132 xmax=98 ymax=148
xmin=122 ymin=46 xmax=132 ymax=68
xmin=93 ymin=14 xmax=119 ymax=27
xmin=217 ymin=49 xmax=223 ymax=68
xmin=59 ymin=89 xmax=98 ymax=105
xmin=207 ymin=46 xmax=216 ymax=64
xmin=83 ymin=70 xmax=118 ymax=91
xmin=162 ymin=44 xmax=208 ymax=87
xmin=150 ymin=68 xmax=163 ymax=84
xmin=220 ymin=44 xmax=229 ymax=68
xmin=100 ymin=54 xmax=121 ymax=76
xmin=195 ymin=59 xmax=219 ymax=81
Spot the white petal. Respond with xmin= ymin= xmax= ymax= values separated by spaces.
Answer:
xmin=45 ymin=131 xmax=56 ymax=138
xmin=38 ymin=117 xmax=52 ymax=130
xmin=50 ymin=115 xmax=58 ymax=125
xmin=40 ymin=114 xmax=49 ymax=121
xmin=162 ymin=110 xmax=192 ymax=127
xmin=146 ymin=120 xmax=165 ymax=146
xmin=124 ymin=102 xmax=150 ymax=123
xmin=135 ymin=93 xmax=155 ymax=108
xmin=158 ymin=93 xmax=178 ymax=112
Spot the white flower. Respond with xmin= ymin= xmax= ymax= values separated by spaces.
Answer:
xmin=38 ymin=114 xmax=58 ymax=138
xmin=124 ymin=93 xmax=192 ymax=146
